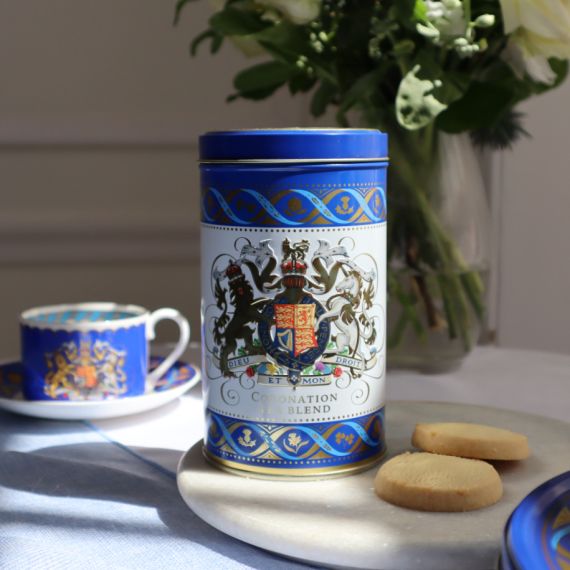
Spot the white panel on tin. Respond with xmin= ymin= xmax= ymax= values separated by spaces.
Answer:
xmin=201 ymin=224 xmax=387 ymax=424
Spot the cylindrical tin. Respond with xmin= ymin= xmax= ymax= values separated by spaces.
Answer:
xmin=199 ymin=129 xmax=388 ymax=478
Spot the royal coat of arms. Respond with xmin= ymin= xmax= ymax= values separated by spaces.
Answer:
xmin=44 ymin=340 xmax=127 ymax=400
xmin=206 ymin=236 xmax=381 ymax=387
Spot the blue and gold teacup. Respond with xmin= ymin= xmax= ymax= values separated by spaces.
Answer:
xmin=20 ymin=302 xmax=191 ymax=401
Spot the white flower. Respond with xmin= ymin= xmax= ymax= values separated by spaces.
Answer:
xmin=425 ymin=0 xmax=466 ymax=38
xmin=474 ymin=14 xmax=495 ymax=28
xmin=498 ymin=0 xmax=570 ymax=83
xmin=417 ymin=1 xmax=494 ymax=58
xmin=256 ymin=0 xmax=321 ymax=25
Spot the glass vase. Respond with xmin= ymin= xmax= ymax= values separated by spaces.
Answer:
xmin=387 ymin=131 xmax=491 ymax=373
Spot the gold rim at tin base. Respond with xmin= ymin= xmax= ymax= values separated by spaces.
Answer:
xmin=203 ymin=447 xmax=387 ymax=480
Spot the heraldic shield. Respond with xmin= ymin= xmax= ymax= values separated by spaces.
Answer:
xmin=275 ymin=303 xmax=317 ymax=356
xmin=258 ymin=295 xmax=330 ymax=386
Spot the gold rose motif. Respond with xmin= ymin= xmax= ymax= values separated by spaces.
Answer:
xmin=284 ymin=432 xmax=309 ymax=454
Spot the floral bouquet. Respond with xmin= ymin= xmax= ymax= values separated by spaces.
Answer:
xmin=176 ymin=0 xmax=569 ymax=368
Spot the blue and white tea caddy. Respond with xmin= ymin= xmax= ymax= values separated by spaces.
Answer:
xmin=199 ymin=128 xmax=388 ymax=478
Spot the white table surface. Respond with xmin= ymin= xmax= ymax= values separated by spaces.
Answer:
xmin=1 ymin=345 xmax=569 ymax=569
xmin=94 ymin=345 xmax=570 ymax=473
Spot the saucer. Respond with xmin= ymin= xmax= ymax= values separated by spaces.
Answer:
xmin=0 ymin=356 xmax=201 ymax=421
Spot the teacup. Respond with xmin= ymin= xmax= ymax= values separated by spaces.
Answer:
xmin=20 ymin=302 xmax=190 ymax=401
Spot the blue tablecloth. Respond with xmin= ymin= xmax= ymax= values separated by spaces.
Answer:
xmin=2 ymin=346 xmax=569 ymax=569
xmin=0 ymin=412 xmax=313 ymax=570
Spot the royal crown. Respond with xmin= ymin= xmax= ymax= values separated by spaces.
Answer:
xmin=225 ymin=261 xmax=244 ymax=283
xmin=281 ymin=239 xmax=310 ymax=287
xmin=280 ymin=258 xmax=308 ymax=276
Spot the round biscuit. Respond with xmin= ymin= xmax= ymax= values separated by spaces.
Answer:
xmin=412 ymin=422 xmax=530 ymax=460
xmin=374 ymin=452 xmax=503 ymax=512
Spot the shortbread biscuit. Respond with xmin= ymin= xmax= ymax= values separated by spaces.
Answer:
xmin=375 ymin=452 xmax=503 ymax=512
xmin=412 ymin=422 xmax=530 ymax=460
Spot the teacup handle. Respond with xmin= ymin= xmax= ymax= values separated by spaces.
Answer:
xmin=145 ymin=308 xmax=191 ymax=389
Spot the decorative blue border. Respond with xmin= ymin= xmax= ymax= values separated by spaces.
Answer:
xmin=205 ymin=408 xmax=385 ymax=471
xmin=201 ymin=186 xmax=387 ymax=228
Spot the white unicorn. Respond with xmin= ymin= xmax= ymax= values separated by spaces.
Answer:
xmin=316 ymin=270 xmax=378 ymax=371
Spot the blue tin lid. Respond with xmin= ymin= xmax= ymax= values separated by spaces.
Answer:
xmin=199 ymin=128 xmax=388 ymax=162
xmin=506 ymin=471 xmax=570 ymax=570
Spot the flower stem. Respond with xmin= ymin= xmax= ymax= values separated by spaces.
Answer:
xmin=387 ymin=127 xmax=486 ymax=352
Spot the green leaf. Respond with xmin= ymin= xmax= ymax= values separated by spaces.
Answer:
xmin=434 ymin=71 xmax=471 ymax=105
xmin=256 ymin=23 xmax=312 ymax=64
xmin=391 ymin=0 xmax=426 ymax=29
xmin=436 ymin=81 xmax=514 ymax=133
xmin=173 ymin=0 xmax=200 ymax=25
xmin=227 ymin=87 xmax=278 ymax=102
xmin=237 ymin=84 xmax=286 ymax=100
xmin=410 ymin=51 xmax=471 ymax=106
xmin=392 ymin=0 xmax=416 ymax=22
xmin=532 ymin=58 xmax=569 ymax=94
xmin=481 ymin=61 xmax=532 ymax=102
xmin=191 ymin=30 xmax=214 ymax=56
xmin=254 ymin=21 xmax=308 ymax=52
xmin=337 ymin=68 xmax=384 ymax=121
xmin=393 ymin=39 xmax=416 ymax=56
xmin=488 ymin=59 xmax=568 ymax=102
xmin=414 ymin=0 xmax=428 ymax=21
xmin=289 ymin=74 xmax=316 ymax=95
xmin=253 ymin=22 xmax=338 ymax=86
xmin=211 ymin=34 xmax=224 ymax=54
xmin=310 ymin=81 xmax=337 ymax=117
xmin=210 ymin=5 xmax=270 ymax=36
xmin=234 ymin=61 xmax=293 ymax=94
xmin=412 ymin=49 xmax=445 ymax=78
xmin=550 ymin=58 xmax=568 ymax=87
xmin=190 ymin=29 xmax=224 ymax=56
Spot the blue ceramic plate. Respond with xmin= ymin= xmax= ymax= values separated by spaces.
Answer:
xmin=506 ymin=470 xmax=570 ymax=570
xmin=0 ymin=356 xmax=201 ymax=420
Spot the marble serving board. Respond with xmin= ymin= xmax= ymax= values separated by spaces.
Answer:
xmin=177 ymin=401 xmax=570 ymax=570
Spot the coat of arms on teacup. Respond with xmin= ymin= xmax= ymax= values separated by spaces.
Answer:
xmin=20 ymin=302 xmax=190 ymax=401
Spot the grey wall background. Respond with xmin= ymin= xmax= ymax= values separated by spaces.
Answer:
xmin=0 ymin=0 xmax=568 ymax=357
xmin=0 ymin=0 xmax=305 ymax=355
xmin=497 ymin=81 xmax=570 ymax=355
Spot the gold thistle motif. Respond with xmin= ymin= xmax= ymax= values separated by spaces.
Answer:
xmin=44 ymin=340 xmax=126 ymax=399
xmin=237 ymin=429 xmax=257 ymax=448
xmin=335 ymin=196 xmax=355 ymax=215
